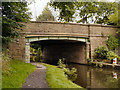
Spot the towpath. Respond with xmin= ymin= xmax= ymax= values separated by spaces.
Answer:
xmin=22 ymin=62 xmax=49 ymax=88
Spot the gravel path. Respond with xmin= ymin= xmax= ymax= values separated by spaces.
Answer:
xmin=22 ymin=62 xmax=49 ymax=88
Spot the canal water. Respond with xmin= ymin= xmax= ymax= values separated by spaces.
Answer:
xmin=68 ymin=64 xmax=120 ymax=88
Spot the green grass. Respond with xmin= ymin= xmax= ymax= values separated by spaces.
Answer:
xmin=2 ymin=59 xmax=36 ymax=88
xmin=43 ymin=63 xmax=84 ymax=88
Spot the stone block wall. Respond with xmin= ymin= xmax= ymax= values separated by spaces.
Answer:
xmin=90 ymin=25 xmax=117 ymax=36
xmin=9 ymin=21 xmax=119 ymax=64
xmin=9 ymin=35 xmax=26 ymax=61
xmin=22 ymin=22 xmax=89 ymax=37
xmin=89 ymin=25 xmax=117 ymax=58
xmin=90 ymin=37 xmax=108 ymax=58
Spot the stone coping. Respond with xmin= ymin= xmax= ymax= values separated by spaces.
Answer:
xmin=30 ymin=21 xmax=120 ymax=28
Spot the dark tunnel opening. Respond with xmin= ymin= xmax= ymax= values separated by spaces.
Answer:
xmin=30 ymin=40 xmax=86 ymax=65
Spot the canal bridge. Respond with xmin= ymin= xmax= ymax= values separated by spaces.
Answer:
xmin=9 ymin=21 xmax=119 ymax=64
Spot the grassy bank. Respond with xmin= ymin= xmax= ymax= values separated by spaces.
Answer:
xmin=43 ymin=63 xmax=83 ymax=88
xmin=2 ymin=59 xmax=36 ymax=88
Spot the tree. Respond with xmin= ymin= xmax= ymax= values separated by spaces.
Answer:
xmin=36 ymin=6 xmax=54 ymax=21
xmin=75 ymin=2 xmax=98 ymax=23
xmin=109 ymin=10 xmax=119 ymax=25
xmin=49 ymin=1 xmax=118 ymax=24
xmin=49 ymin=2 xmax=75 ymax=22
xmin=108 ymin=3 xmax=120 ymax=46
xmin=95 ymin=2 xmax=118 ymax=24
xmin=2 ymin=2 xmax=31 ymax=46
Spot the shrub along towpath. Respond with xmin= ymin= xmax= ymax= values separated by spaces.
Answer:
xmin=22 ymin=62 xmax=49 ymax=88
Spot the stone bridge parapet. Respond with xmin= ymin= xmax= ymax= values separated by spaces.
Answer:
xmin=9 ymin=21 xmax=119 ymax=64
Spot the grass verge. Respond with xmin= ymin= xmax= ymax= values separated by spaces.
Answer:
xmin=2 ymin=59 xmax=36 ymax=88
xmin=43 ymin=63 xmax=84 ymax=88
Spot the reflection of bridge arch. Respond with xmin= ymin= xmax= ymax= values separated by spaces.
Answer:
xmin=25 ymin=35 xmax=89 ymax=64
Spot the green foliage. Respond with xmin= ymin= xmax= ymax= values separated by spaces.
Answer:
xmin=57 ymin=58 xmax=66 ymax=69
xmin=109 ymin=9 xmax=120 ymax=26
xmin=106 ymin=51 xmax=117 ymax=60
xmin=2 ymin=59 xmax=36 ymax=88
xmin=118 ymin=56 xmax=120 ymax=61
xmin=94 ymin=46 xmax=108 ymax=60
xmin=57 ymin=58 xmax=77 ymax=81
xmin=107 ymin=51 xmax=120 ymax=61
xmin=49 ymin=1 xmax=118 ymax=24
xmin=2 ymin=53 xmax=11 ymax=74
xmin=30 ymin=44 xmax=43 ymax=62
xmin=43 ymin=63 xmax=83 ymax=88
xmin=106 ymin=35 xmax=119 ymax=51
xmin=94 ymin=46 xmax=120 ymax=61
xmin=37 ymin=48 xmax=43 ymax=62
xmin=87 ymin=58 xmax=94 ymax=65
xmin=49 ymin=2 xmax=75 ymax=22
xmin=75 ymin=1 xmax=98 ymax=23
xmin=96 ymin=1 xmax=118 ymax=24
xmin=2 ymin=2 xmax=31 ymax=45
xmin=63 ymin=67 xmax=77 ymax=81
xmin=108 ymin=3 xmax=120 ymax=46
xmin=30 ymin=47 xmax=37 ymax=62
xmin=98 ymin=62 xmax=103 ymax=68
xmin=95 ymin=62 xmax=104 ymax=68
xmin=36 ymin=6 xmax=54 ymax=21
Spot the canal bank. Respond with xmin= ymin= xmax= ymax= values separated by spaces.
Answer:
xmin=70 ymin=61 xmax=120 ymax=70
xmin=91 ymin=62 xmax=120 ymax=69
xmin=43 ymin=63 xmax=84 ymax=88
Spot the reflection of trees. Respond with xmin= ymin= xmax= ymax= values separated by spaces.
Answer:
xmin=92 ymin=68 xmax=119 ymax=88
xmin=68 ymin=64 xmax=88 ymax=88
xmin=68 ymin=64 xmax=120 ymax=88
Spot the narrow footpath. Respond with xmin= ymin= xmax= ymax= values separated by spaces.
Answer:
xmin=22 ymin=62 xmax=49 ymax=88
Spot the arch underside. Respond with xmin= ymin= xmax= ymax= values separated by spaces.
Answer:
xmin=25 ymin=36 xmax=88 ymax=43
xmin=25 ymin=36 xmax=89 ymax=64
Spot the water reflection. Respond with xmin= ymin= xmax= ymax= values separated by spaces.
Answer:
xmin=68 ymin=64 xmax=120 ymax=88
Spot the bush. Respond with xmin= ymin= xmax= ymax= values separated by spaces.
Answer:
xmin=106 ymin=35 xmax=119 ymax=51
xmin=94 ymin=46 xmax=108 ymax=60
xmin=2 ymin=53 xmax=11 ymax=74
xmin=94 ymin=46 xmax=120 ymax=62
xmin=30 ymin=47 xmax=42 ymax=62
xmin=106 ymin=51 xmax=120 ymax=61
xmin=118 ymin=56 xmax=120 ymax=61
xmin=57 ymin=58 xmax=77 ymax=81
xmin=106 ymin=51 xmax=117 ymax=60
xmin=57 ymin=58 xmax=66 ymax=69
xmin=63 ymin=68 xmax=77 ymax=81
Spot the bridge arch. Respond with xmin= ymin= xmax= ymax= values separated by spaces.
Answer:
xmin=25 ymin=36 xmax=89 ymax=64
xmin=25 ymin=36 xmax=88 ymax=43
